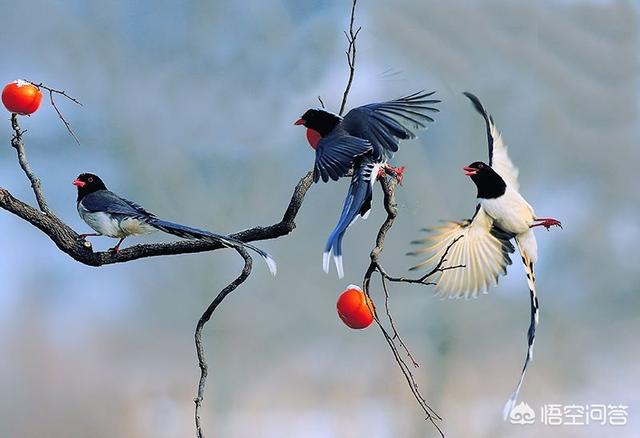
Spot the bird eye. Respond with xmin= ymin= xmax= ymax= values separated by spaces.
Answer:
xmin=478 ymin=163 xmax=484 ymax=168
xmin=88 ymin=177 xmax=94 ymax=182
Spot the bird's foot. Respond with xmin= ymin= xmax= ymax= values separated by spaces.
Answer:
xmin=531 ymin=217 xmax=562 ymax=231
xmin=78 ymin=233 xmax=100 ymax=240
xmin=382 ymin=165 xmax=406 ymax=185
xmin=108 ymin=238 xmax=126 ymax=253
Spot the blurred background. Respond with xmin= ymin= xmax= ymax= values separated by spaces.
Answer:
xmin=0 ymin=0 xmax=638 ymax=437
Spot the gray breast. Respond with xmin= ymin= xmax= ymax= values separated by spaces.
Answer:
xmin=77 ymin=204 xmax=126 ymax=238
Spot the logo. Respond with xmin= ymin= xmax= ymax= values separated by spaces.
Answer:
xmin=507 ymin=402 xmax=629 ymax=426
xmin=508 ymin=402 xmax=536 ymax=425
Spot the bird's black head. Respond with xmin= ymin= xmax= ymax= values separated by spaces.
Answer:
xmin=463 ymin=161 xmax=506 ymax=199
xmin=73 ymin=173 xmax=107 ymax=202
xmin=294 ymin=109 xmax=341 ymax=137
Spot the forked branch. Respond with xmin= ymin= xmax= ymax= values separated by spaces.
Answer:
xmin=361 ymin=176 xmax=459 ymax=437
xmin=338 ymin=0 xmax=361 ymax=116
xmin=27 ymin=80 xmax=82 ymax=144
xmin=194 ymin=246 xmax=253 ymax=438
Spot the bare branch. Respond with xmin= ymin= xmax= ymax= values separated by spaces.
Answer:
xmin=27 ymin=80 xmax=82 ymax=144
xmin=1 ymin=2 xmax=451 ymax=436
xmin=0 ymin=170 xmax=313 ymax=266
xmin=194 ymin=246 xmax=252 ymax=438
xmin=383 ymin=235 xmax=465 ymax=285
xmin=361 ymin=176 xmax=444 ymax=436
xmin=338 ymin=0 xmax=360 ymax=116
xmin=381 ymin=275 xmax=419 ymax=368
xmin=2 ymin=108 xmax=314 ymax=438
xmin=10 ymin=114 xmax=50 ymax=214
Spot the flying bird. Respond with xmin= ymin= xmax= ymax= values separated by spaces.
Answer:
xmin=295 ymin=91 xmax=440 ymax=277
xmin=408 ymin=92 xmax=561 ymax=418
xmin=72 ymin=173 xmax=277 ymax=275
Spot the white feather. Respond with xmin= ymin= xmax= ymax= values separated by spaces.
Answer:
xmin=411 ymin=207 xmax=514 ymax=299
xmin=322 ymin=251 xmax=331 ymax=274
xmin=77 ymin=204 xmax=155 ymax=238
xmin=334 ymin=255 xmax=344 ymax=279
xmin=261 ymin=254 xmax=277 ymax=276
xmin=489 ymin=119 xmax=520 ymax=191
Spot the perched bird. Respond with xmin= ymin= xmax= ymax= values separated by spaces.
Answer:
xmin=72 ymin=173 xmax=277 ymax=275
xmin=408 ymin=92 xmax=561 ymax=418
xmin=295 ymin=91 xmax=440 ymax=277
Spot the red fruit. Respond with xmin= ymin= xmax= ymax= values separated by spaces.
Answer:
xmin=337 ymin=285 xmax=374 ymax=329
xmin=2 ymin=80 xmax=42 ymax=115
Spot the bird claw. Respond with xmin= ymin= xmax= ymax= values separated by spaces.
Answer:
xmin=532 ymin=218 xmax=562 ymax=231
xmin=381 ymin=165 xmax=406 ymax=185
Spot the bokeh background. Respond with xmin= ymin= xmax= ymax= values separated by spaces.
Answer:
xmin=1 ymin=0 xmax=638 ymax=437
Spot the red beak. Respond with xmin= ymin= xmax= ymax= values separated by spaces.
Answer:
xmin=294 ymin=118 xmax=305 ymax=126
xmin=72 ymin=178 xmax=86 ymax=187
xmin=463 ymin=166 xmax=477 ymax=176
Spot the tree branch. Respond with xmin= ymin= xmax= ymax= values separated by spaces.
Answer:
xmin=27 ymin=80 xmax=82 ymax=144
xmin=338 ymin=0 xmax=361 ymax=116
xmin=2 ymin=1 xmax=454 ymax=437
xmin=194 ymin=246 xmax=253 ymax=438
xmin=360 ymin=175 xmax=465 ymax=438
xmin=10 ymin=114 xmax=50 ymax=214
xmin=0 ymin=150 xmax=314 ymax=268
xmin=381 ymin=235 xmax=465 ymax=286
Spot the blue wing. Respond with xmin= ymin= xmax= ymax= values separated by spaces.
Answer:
xmin=341 ymin=90 xmax=440 ymax=160
xmin=80 ymin=190 xmax=155 ymax=219
xmin=323 ymin=157 xmax=378 ymax=278
xmin=313 ymin=132 xmax=372 ymax=183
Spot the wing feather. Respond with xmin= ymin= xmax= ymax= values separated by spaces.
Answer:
xmin=342 ymin=90 xmax=440 ymax=160
xmin=80 ymin=190 xmax=155 ymax=219
xmin=463 ymin=92 xmax=520 ymax=190
xmin=313 ymin=134 xmax=372 ymax=183
xmin=409 ymin=206 xmax=515 ymax=299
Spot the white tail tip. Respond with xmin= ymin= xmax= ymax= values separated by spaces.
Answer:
xmin=323 ymin=251 xmax=330 ymax=274
xmin=502 ymin=393 xmax=518 ymax=421
xmin=334 ymin=255 xmax=344 ymax=279
xmin=264 ymin=255 xmax=277 ymax=276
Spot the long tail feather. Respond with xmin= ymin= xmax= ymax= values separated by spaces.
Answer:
xmin=147 ymin=218 xmax=277 ymax=276
xmin=323 ymin=158 xmax=377 ymax=278
xmin=504 ymin=242 xmax=539 ymax=420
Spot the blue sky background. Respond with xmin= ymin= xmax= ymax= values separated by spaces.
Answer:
xmin=0 ymin=1 xmax=638 ymax=437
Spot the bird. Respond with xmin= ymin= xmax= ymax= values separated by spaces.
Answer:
xmin=408 ymin=92 xmax=561 ymax=418
xmin=72 ymin=172 xmax=277 ymax=275
xmin=294 ymin=91 xmax=440 ymax=278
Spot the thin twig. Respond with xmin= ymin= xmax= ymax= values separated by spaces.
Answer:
xmin=380 ymin=275 xmax=419 ymax=368
xmin=361 ymin=176 xmax=444 ymax=437
xmin=338 ymin=0 xmax=361 ymax=116
xmin=10 ymin=114 xmax=50 ymax=214
xmin=194 ymin=250 xmax=252 ymax=436
xmin=382 ymin=235 xmax=465 ymax=285
xmin=317 ymin=96 xmax=326 ymax=109
xmin=27 ymin=80 xmax=82 ymax=144
xmin=194 ymin=246 xmax=253 ymax=438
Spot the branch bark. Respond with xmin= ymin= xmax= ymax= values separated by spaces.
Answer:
xmin=0 ymin=120 xmax=313 ymax=268
xmin=194 ymin=246 xmax=253 ymax=438
xmin=361 ymin=176 xmax=446 ymax=437
xmin=10 ymin=114 xmax=50 ymax=214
